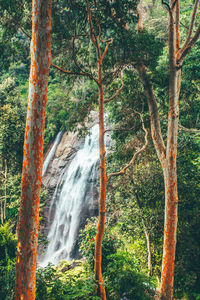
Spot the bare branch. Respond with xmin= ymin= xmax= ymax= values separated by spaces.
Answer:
xmin=86 ymin=1 xmax=100 ymax=57
xmin=98 ymin=23 xmax=111 ymax=44
xmin=107 ymin=112 xmax=148 ymax=180
xmin=51 ymin=62 xmax=98 ymax=82
xmin=177 ymin=21 xmax=200 ymax=65
xmin=104 ymin=72 xmax=124 ymax=103
xmin=137 ymin=62 xmax=166 ymax=162
xmin=19 ymin=26 xmax=31 ymax=39
xmin=181 ymin=0 xmax=199 ymax=50
xmin=101 ymin=38 xmax=113 ymax=60
xmin=161 ymin=0 xmax=171 ymax=12
xmin=178 ymin=124 xmax=200 ymax=133
xmin=104 ymin=126 xmax=135 ymax=133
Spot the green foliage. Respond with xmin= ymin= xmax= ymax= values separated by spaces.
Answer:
xmin=0 ymin=77 xmax=26 ymax=171
xmin=0 ymin=223 xmax=17 ymax=300
xmin=36 ymin=261 xmax=101 ymax=300
xmin=174 ymin=133 xmax=200 ymax=299
xmin=0 ymin=223 xmax=16 ymax=265
xmin=79 ymin=218 xmax=121 ymax=272
xmin=104 ymin=251 xmax=155 ymax=300
xmin=80 ymin=220 xmax=156 ymax=299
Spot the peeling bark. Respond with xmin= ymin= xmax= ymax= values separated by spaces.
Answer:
xmin=15 ymin=0 xmax=52 ymax=299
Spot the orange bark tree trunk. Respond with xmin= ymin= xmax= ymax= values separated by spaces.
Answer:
xmin=15 ymin=0 xmax=52 ymax=299
xmin=95 ymin=68 xmax=107 ymax=300
xmin=87 ymin=4 xmax=114 ymax=298
xmin=160 ymin=2 xmax=180 ymax=299
xmin=136 ymin=1 xmax=200 ymax=298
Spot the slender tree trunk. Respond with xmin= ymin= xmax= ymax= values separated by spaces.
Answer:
xmin=134 ymin=191 xmax=152 ymax=276
xmin=15 ymin=0 xmax=52 ymax=299
xmin=95 ymin=71 xmax=107 ymax=299
xmin=3 ymin=159 xmax=7 ymax=221
xmin=145 ymin=231 xmax=152 ymax=276
xmin=159 ymin=2 xmax=181 ymax=298
xmin=0 ymin=161 xmax=3 ymax=224
xmin=137 ymin=0 xmax=200 ymax=297
xmin=86 ymin=5 xmax=108 ymax=298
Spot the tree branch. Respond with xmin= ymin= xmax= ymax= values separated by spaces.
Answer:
xmin=104 ymin=72 xmax=124 ymax=103
xmin=161 ymin=0 xmax=171 ymax=12
xmin=107 ymin=111 xmax=148 ymax=180
xmin=177 ymin=21 xmax=200 ymax=65
xmin=51 ymin=62 xmax=98 ymax=82
xmin=180 ymin=0 xmax=199 ymax=51
xmin=137 ymin=62 xmax=166 ymax=162
xmin=19 ymin=26 xmax=31 ymax=39
xmin=171 ymin=0 xmax=179 ymax=10
xmin=178 ymin=124 xmax=200 ymax=133
xmin=72 ymin=15 xmax=95 ymax=80
xmin=101 ymin=38 xmax=113 ymax=60
xmin=86 ymin=1 xmax=101 ymax=59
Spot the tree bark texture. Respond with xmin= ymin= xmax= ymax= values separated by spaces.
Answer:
xmin=87 ymin=4 xmax=107 ymax=298
xmin=15 ymin=0 xmax=51 ymax=299
xmin=137 ymin=51 xmax=179 ymax=300
xmin=137 ymin=1 xmax=182 ymax=298
xmin=160 ymin=2 xmax=181 ymax=298
xmin=95 ymin=75 xmax=107 ymax=300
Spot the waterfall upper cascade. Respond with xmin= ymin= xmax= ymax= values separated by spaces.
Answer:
xmin=42 ymin=131 xmax=63 ymax=176
xmin=39 ymin=124 xmax=100 ymax=267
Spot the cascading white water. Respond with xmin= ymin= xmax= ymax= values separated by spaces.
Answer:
xmin=42 ymin=131 xmax=63 ymax=176
xmin=39 ymin=124 xmax=99 ymax=267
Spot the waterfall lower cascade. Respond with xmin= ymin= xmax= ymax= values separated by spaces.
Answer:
xmin=39 ymin=124 xmax=99 ymax=267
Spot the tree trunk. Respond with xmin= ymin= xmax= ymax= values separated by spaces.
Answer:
xmin=137 ymin=0 xmax=200 ymax=297
xmin=159 ymin=2 xmax=181 ymax=297
xmin=94 ymin=56 xmax=107 ymax=300
xmin=3 ymin=159 xmax=7 ymax=221
xmin=15 ymin=0 xmax=52 ymax=299
xmin=145 ymin=231 xmax=152 ymax=276
xmin=134 ymin=191 xmax=152 ymax=276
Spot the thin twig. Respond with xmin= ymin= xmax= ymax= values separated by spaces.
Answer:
xmin=104 ymin=72 xmax=124 ymax=103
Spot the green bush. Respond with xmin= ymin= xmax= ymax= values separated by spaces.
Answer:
xmin=104 ymin=251 xmax=155 ymax=300
xmin=0 ymin=223 xmax=17 ymax=300
xmin=79 ymin=218 xmax=121 ymax=272
xmin=36 ymin=261 xmax=101 ymax=300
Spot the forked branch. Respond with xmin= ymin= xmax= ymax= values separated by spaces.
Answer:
xmin=104 ymin=72 xmax=124 ymax=103
xmin=177 ymin=1 xmax=200 ymax=65
xmin=107 ymin=111 xmax=148 ymax=180
xmin=177 ymin=21 xmax=200 ymax=65
xmin=181 ymin=0 xmax=199 ymax=49
xmin=101 ymin=38 xmax=113 ymax=60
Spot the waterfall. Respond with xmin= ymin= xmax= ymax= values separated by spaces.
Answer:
xmin=42 ymin=131 xmax=63 ymax=176
xmin=39 ymin=124 xmax=99 ymax=267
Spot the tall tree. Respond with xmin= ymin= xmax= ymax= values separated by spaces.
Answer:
xmin=136 ymin=1 xmax=200 ymax=299
xmin=15 ymin=0 xmax=52 ymax=299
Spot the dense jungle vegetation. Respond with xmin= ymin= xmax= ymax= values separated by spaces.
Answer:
xmin=0 ymin=0 xmax=200 ymax=299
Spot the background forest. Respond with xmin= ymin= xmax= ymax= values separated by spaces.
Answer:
xmin=0 ymin=0 xmax=200 ymax=299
